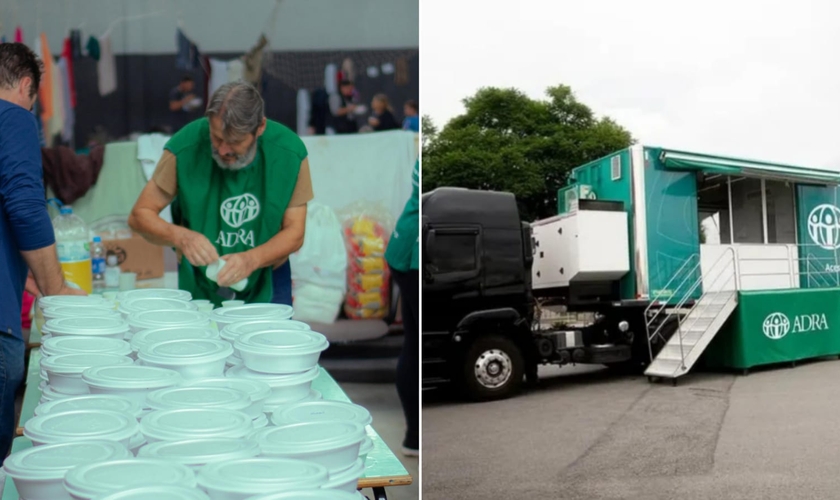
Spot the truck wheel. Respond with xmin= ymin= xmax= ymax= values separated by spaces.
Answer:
xmin=461 ymin=336 xmax=524 ymax=401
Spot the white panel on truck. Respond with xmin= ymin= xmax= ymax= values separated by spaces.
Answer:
xmin=531 ymin=210 xmax=630 ymax=290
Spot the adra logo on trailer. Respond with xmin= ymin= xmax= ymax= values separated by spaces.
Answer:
xmin=807 ymin=204 xmax=840 ymax=250
xmin=216 ymin=193 xmax=260 ymax=248
xmin=762 ymin=312 xmax=829 ymax=340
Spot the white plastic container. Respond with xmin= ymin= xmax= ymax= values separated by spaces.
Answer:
xmin=42 ymin=354 xmax=134 ymax=395
xmin=244 ymin=492 xmax=362 ymax=500
xmin=37 ymin=295 xmax=114 ymax=313
xmin=127 ymin=309 xmax=211 ymax=337
xmin=118 ymin=297 xmax=197 ymax=320
xmin=42 ymin=337 xmax=132 ymax=359
xmin=45 ymin=317 xmax=130 ymax=341
xmin=256 ymin=421 xmax=365 ymax=474
xmin=209 ymin=304 xmax=295 ymax=331
xmin=129 ymin=432 xmax=146 ymax=454
xmin=2 ymin=440 xmax=131 ymax=500
xmin=235 ymin=330 xmax=328 ymax=374
xmin=40 ymin=384 xmax=74 ymax=404
xmin=140 ymin=408 xmax=253 ymax=443
xmin=321 ymin=458 xmax=366 ymax=493
xmin=196 ymin=458 xmax=329 ymax=499
xmin=359 ymin=436 xmax=374 ymax=462
xmin=270 ymin=400 xmax=372 ymax=428
xmin=24 ymin=410 xmax=139 ymax=447
xmin=221 ymin=320 xmax=311 ymax=359
xmin=93 ymin=485 xmax=210 ymax=500
xmin=82 ymin=365 xmax=182 ymax=406
xmin=116 ymin=289 xmax=193 ymax=303
xmin=180 ymin=378 xmax=271 ymax=419
xmin=131 ymin=327 xmax=220 ymax=353
xmin=146 ymin=386 xmax=251 ymax=413
xmin=226 ymin=366 xmax=319 ymax=404
xmin=63 ymin=459 xmax=196 ymax=500
xmin=262 ymin=390 xmax=322 ymax=418
xmin=137 ymin=438 xmax=260 ymax=471
xmin=252 ymin=413 xmax=268 ymax=429
xmin=43 ymin=306 xmax=118 ymax=324
xmin=35 ymin=394 xmax=143 ymax=419
xmin=138 ymin=339 xmax=233 ymax=379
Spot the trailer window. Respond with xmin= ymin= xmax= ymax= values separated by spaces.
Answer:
xmin=430 ymin=233 xmax=478 ymax=274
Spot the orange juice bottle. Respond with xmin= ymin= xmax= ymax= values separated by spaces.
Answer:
xmin=52 ymin=206 xmax=93 ymax=293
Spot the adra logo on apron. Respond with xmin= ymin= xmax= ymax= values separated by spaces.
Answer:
xmin=217 ymin=193 xmax=260 ymax=248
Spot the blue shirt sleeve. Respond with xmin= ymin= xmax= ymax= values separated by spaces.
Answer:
xmin=0 ymin=106 xmax=56 ymax=251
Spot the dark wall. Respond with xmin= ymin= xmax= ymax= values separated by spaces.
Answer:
xmin=71 ymin=49 xmax=419 ymax=145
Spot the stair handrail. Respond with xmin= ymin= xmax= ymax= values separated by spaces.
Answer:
xmin=668 ymin=247 xmax=737 ymax=370
xmin=644 ymin=254 xmax=700 ymax=361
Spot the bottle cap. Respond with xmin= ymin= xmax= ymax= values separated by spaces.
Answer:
xmin=107 ymin=255 xmax=119 ymax=266
xmin=93 ymin=236 xmax=102 ymax=243
xmin=60 ymin=207 xmax=73 ymax=215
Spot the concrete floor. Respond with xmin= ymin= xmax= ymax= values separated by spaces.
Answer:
xmin=423 ymin=359 xmax=840 ymax=500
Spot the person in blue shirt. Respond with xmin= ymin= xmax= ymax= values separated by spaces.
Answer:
xmin=0 ymin=43 xmax=82 ymax=457
xmin=402 ymin=99 xmax=419 ymax=132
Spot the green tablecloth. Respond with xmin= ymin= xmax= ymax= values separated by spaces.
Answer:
xmin=3 ymin=349 xmax=411 ymax=499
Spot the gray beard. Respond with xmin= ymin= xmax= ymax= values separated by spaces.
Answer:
xmin=212 ymin=142 xmax=257 ymax=171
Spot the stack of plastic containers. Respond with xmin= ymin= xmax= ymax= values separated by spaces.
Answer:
xmin=5 ymin=296 xmax=378 ymax=499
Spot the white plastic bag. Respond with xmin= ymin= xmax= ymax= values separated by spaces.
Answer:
xmin=289 ymin=202 xmax=347 ymax=323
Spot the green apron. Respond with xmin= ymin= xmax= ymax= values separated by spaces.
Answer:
xmin=166 ymin=118 xmax=306 ymax=306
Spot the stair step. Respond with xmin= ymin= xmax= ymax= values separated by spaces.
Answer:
xmin=645 ymin=358 xmax=687 ymax=378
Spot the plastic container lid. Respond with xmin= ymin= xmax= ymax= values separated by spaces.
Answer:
xmin=146 ymin=386 xmax=251 ymax=412
xmin=226 ymin=365 xmax=319 ymax=387
xmin=181 ymin=377 xmax=271 ymax=402
xmin=42 ymin=337 xmax=132 ymax=358
xmin=82 ymin=365 xmax=183 ymax=390
xmin=43 ymin=306 xmax=117 ymax=319
xmin=221 ymin=320 xmax=310 ymax=343
xmin=24 ymin=410 xmax=139 ymax=444
xmin=235 ymin=330 xmax=328 ymax=356
xmin=257 ymin=421 xmax=365 ymax=455
xmin=119 ymin=298 xmax=197 ymax=317
xmin=137 ymin=438 xmax=260 ymax=467
xmin=2 ymin=441 xmax=131 ymax=480
xmin=63 ymin=459 xmax=196 ymax=499
xmin=253 ymin=413 xmax=268 ymax=429
xmin=139 ymin=339 xmax=232 ymax=365
xmin=45 ymin=316 xmax=130 ymax=338
xmin=128 ymin=310 xmax=211 ymax=331
xmin=244 ymin=491 xmax=361 ymax=500
xmin=37 ymin=295 xmax=114 ymax=311
xmin=116 ymin=289 xmax=193 ymax=303
xmin=210 ymin=304 xmax=294 ymax=324
xmin=41 ymin=384 xmax=73 ymax=402
xmin=35 ymin=394 xmax=142 ymax=418
xmin=359 ymin=435 xmax=374 ymax=456
xmin=131 ymin=327 xmax=220 ymax=352
xmin=196 ymin=458 xmax=328 ymax=494
xmin=41 ymin=353 xmax=134 ymax=375
xmin=271 ymin=401 xmax=372 ymax=427
xmin=93 ymin=485 xmax=210 ymax=500
xmin=140 ymin=409 xmax=253 ymax=441
xmin=263 ymin=390 xmax=323 ymax=415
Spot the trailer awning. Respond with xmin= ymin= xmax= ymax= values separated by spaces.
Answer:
xmin=660 ymin=149 xmax=840 ymax=184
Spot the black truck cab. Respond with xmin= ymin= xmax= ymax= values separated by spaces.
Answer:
xmin=422 ymin=188 xmax=537 ymax=399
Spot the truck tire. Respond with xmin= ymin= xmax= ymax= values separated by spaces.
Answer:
xmin=460 ymin=336 xmax=524 ymax=401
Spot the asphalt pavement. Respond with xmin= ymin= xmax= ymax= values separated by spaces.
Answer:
xmin=422 ymin=359 xmax=840 ymax=500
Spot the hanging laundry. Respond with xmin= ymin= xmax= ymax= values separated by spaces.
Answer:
xmin=324 ymin=63 xmax=338 ymax=94
xmin=227 ymin=59 xmax=244 ymax=83
xmin=61 ymin=37 xmax=77 ymax=108
xmin=341 ymin=58 xmax=355 ymax=82
xmin=14 ymin=26 xmax=22 ymax=43
xmin=86 ymin=36 xmax=100 ymax=61
xmin=35 ymin=34 xmax=54 ymax=126
xmin=96 ymin=34 xmax=117 ymax=96
xmin=175 ymin=29 xmax=200 ymax=70
xmin=242 ymin=34 xmax=268 ymax=87
xmin=46 ymin=55 xmax=66 ymax=146
xmin=57 ymin=58 xmax=74 ymax=144
xmin=394 ymin=56 xmax=409 ymax=86
xmin=208 ymin=58 xmax=229 ymax=97
xmin=296 ymin=89 xmax=310 ymax=136
xmin=70 ymin=30 xmax=82 ymax=59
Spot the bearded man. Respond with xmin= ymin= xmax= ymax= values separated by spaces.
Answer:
xmin=129 ymin=81 xmax=313 ymax=306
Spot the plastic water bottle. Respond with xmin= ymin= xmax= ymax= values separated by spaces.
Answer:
xmin=104 ymin=254 xmax=121 ymax=289
xmin=52 ymin=206 xmax=92 ymax=293
xmin=91 ymin=236 xmax=106 ymax=291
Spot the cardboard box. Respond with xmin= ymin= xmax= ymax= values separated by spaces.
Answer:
xmin=101 ymin=233 xmax=165 ymax=281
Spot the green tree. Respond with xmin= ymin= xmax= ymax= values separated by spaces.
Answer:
xmin=421 ymin=114 xmax=437 ymax=152
xmin=422 ymin=85 xmax=634 ymax=221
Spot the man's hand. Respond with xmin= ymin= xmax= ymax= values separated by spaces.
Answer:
xmin=217 ymin=252 xmax=259 ymax=287
xmin=25 ymin=273 xmax=41 ymax=298
xmin=177 ymin=228 xmax=220 ymax=267
xmin=55 ymin=283 xmax=87 ymax=296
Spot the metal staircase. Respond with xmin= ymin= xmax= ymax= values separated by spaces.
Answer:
xmin=644 ymin=248 xmax=738 ymax=383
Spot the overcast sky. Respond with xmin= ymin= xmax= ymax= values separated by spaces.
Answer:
xmin=422 ymin=0 xmax=840 ymax=169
